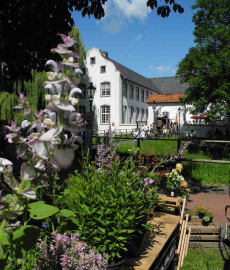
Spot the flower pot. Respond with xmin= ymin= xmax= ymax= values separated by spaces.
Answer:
xmin=198 ymin=212 xmax=206 ymax=219
xmin=127 ymin=233 xmax=145 ymax=258
xmin=202 ymin=220 xmax=209 ymax=227
xmin=169 ymin=190 xmax=178 ymax=197
xmin=106 ymin=258 xmax=126 ymax=270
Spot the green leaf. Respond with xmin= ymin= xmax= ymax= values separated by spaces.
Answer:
xmin=59 ymin=209 xmax=76 ymax=218
xmin=0 ymin=232 xmax=11 ymax=246
xmin=28 ymin=201 xmax=59 ymax=220
xmin=13 ymin=225 xmax=39 ymax=258
xmin=98 ymin=227 xmax=105 ymax=233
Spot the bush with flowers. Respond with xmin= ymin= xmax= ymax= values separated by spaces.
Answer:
xmin=165 ymin=163 xmax=189 ymax=198
xmin=0 ymin=33 xmax=108 ymax=268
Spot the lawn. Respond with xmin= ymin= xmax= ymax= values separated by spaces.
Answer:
xmin=180 ymin=248 xmax=228 ymax=270
xmin=116 ymin=139 xmax=230 ymax=186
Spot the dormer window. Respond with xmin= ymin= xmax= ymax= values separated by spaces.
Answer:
xmin=90 ymin=57 xmax=96 ymax=64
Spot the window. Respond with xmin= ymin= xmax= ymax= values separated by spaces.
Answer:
xmin=78 ymin=84 xmax=86 ymax=98
xmin=146 ymin=109 xmax=148 ymax=121
xmin=122 ymin=106 xmax=127 ymax=124
xmin=136 ymin=108 xmax=139 ymax=122
xmin=79 ymin=106 xmax=86 ymax=117
xmin=130 ymin=106 xmax=134 ymax=124
xmin=146 ymin=91 xmax=149 ymax=100
xmin=136 ymin=87 xmax=139 ymax=101
xmin=129 ymin=85 xmax=134 ymax=99
xmin=101 ymin=82 xmax=110 ymax=96
xmin=122 ymin=82 xmax=127 ymax=98
xmin=141 ymin=109 xmax=144 ymax=121
xmin=101 ymin=106 xmax=110 ymax=124
xmin=90 ymin=57 xmax=95 ymax=64
xmin=100 ymin=66 xmax=106 ymax=73
xmin=141 ymin=89 xmax=144 ymax=102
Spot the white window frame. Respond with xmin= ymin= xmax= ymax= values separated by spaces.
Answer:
xmin=136 ymin=87 xmax=139 ymax=101
xmin=141 ymin=89 xmax=144 ymax=102
xmin=101 ymin=82 xmax=111 ymax=97
xmin=101 ymin=105 xmax=110 ymax=124
xmin=122 ymin=106 xmax=127 ymax=124
xmin=129 ymin=85 xmax=134 ymax=100
xmin=122 ymin=82 xmax=127 ymax=98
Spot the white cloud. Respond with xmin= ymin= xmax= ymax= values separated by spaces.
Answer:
xmin=156 ymin=65 xmax=171 ymax=72
xmin=132 ymin=34 xmax=142 ymax=42
xmin=98 ymin=0 xmax=151 ymax=34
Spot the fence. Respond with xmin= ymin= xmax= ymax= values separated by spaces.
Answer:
xmin=92 ymin=131 xmax=230 ymax=165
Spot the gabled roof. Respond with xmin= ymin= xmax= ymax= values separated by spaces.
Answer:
xmin=146 ymin=93 xmax=184 ymax=103
xmin=149 ymin=77 xmax=189 ymax=94
xmin=107 ymin=58 xmax=160 ymax=93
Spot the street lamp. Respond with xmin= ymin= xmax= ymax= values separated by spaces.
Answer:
xmin=178 ymin=107 xmax=182 ymax=134
xmin=152 ymin=101 xmax=156 ymax=127
xmin=87 ymin=82 xmax=96 ymax=112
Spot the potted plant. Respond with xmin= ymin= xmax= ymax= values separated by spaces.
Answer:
xmin=206 ymin=211 xmax=213 ymax=223
xmin=198 ymin=208 xmax=206 ymax=219
xmin=63 ymin=154 xmax=154 ymax=268
xmin=202 ymin=216 xmax=210 ymax=226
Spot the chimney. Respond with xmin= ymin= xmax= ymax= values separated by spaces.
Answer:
xmin=102 ymin=51 xmax=108 ymax=58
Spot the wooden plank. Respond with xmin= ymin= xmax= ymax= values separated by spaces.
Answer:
xmin=125 ymin=213 xmax=181 ymax=270
xmin=190 ymin=216 xmax=201 ymax=221
xmin=185 ymin=228 xmax=191 ymax=256
xmin=181 ymin=158 xmax=230 ymax=164
xmin=189 ymin=242 xmax=219 ymax=248
xmin=181 ymin=233 xmax=189 ymax=267
xmin=177 ymin=214 xmax=189 ymax=269
xmin=190 ymin=235 xmax=220 ymax=241
xmin=187 ymin=226 xmax=220 ymax=234
xmin=180 ymin=199 xmax=186 ymax=224
xmin=176 ymin=220 xmax=185 ymax=255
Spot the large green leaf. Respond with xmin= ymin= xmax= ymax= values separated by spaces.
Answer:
xmin=28 ymin=201 xmax=59 ymax=220
xmin=13 ymin=225 xmax=39 ymax=258
xmin=0 ymin=232 xmax=11 ymax=246
xmin=59 ymin=209 xmax=75 ymax=218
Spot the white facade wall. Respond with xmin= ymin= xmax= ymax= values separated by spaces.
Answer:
xmin=83 ymin=47 xmax=158 ymax=133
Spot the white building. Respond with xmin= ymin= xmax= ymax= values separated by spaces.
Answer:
xmin=79 ymin=48 xmax=190 ymax=133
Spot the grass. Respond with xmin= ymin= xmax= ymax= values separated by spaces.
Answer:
xmin=181 ymin=248 xmax=228 ymax=270
xmin=116 ymin=139 xmax=230 ymax=186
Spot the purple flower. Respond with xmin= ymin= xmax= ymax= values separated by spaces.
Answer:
xmin=41 ymin=223 xmax=46 ymax=228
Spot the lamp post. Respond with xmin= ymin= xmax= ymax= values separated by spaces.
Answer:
xmin=152 ymin=101 xmax=156 ymax=127
xmin=178 ymin=107 xmax=182 ymax=134
xmin=87 ymin=82 xmax=96 ymax=112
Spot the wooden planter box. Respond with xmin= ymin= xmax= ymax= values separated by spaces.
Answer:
xmin=187 ymin=216 xmax=220 ymax=248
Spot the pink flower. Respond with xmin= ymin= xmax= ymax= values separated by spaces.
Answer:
xmin=144 ymin=182 xmax=149 ymax=186
xmin=144 ymin=177 xmax=149 ymax=181
xmin=149 ymin=179 xmax=154 ymax=184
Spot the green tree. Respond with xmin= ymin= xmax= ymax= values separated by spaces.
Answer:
xmin=176 ymin=0 xmax=230 ymax=118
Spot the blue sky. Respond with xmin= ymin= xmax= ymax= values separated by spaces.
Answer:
xmin=72 ymin=0 xmax=196 ymax=78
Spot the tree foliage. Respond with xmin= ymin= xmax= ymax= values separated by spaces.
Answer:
xmin=1 ymin=1 xmax=183 ymax=93
xmin=176 ymin=0 xmax=230 ymax=118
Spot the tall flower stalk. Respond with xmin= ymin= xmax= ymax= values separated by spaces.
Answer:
xmin=0 ymin=34 xmax=86 ymax=237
